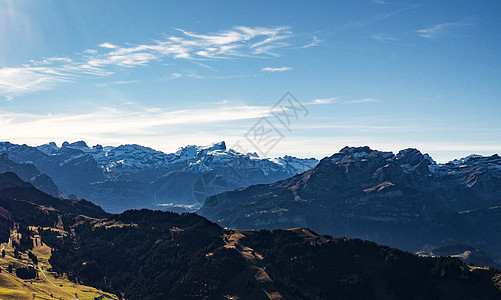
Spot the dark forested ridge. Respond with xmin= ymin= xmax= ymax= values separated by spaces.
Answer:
xmin=0 ymin=172 xmax=108 ymax=219
xmin=1 ymin=172 xmax=501 ymax=299
xmin=47 ymin=210 xmax=243 ymax=299
xmin=0 ymin=171 xmax=108 ymax=243
xmin=47 ymin=211 xmax=501 ymax=300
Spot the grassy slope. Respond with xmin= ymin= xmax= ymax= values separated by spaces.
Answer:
xmin=0 ymin=228 xmax=117 ymax=300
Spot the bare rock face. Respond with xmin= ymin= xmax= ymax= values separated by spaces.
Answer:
xmin=199 ymin=146 xmax=501 ymax=263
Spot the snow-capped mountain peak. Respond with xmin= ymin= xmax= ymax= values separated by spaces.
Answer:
xmin=13 ymin=140 xmax=320 ymax=211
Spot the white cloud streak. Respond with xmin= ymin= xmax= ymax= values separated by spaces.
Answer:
xmin=0 ymin=66 xmax=73 ymax=100
xmin=0 ymin=26 xmax=293 ymax=100
xmin=0 ymin=104 xmax=273 ymax=146
xmin=309 ymin=97 xmax=338 ymax=105
xmin=261 ymin=66 xmax=292 ymax=72
xmin=99 ymin=42 xmax=118 ymax=49
xmin=417 ymin=22 xmax=459 ymax=39
xmin=301 ymin=36 xmax=323 ymax=48
xmin=371 ymin=33 xmax=397 ymax=41
xmin=347 ymin=98 xmax=380 ymax=104
xmin=1 ymin=105 xmax=498 ymax=163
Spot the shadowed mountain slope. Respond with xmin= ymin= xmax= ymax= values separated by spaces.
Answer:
xmin=199 ymin=146 xmax=501 ymax=265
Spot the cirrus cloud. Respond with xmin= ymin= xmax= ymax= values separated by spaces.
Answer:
xmin=261 ymin=66 xmax=292 ymax=72
xmin=0 ymin=103 xmax=274 ymax=147
xmin=0 ymin=26 xmax=295 ymax=100
xmin=347 ymin=98 xmax=380 ymax=104
xmin=309 ymin=97 xmax=338 ymax=105
xmin=417 ymin=22 xmax=462 ymax=39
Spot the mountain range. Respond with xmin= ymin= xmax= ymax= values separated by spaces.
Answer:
xmin=2 ymin=140 xmax=501 ymax=268
xmin=199 ymin=146 xmax=501 ymax=266
xmin=0 ymin=171 xmax=500 ymax=299
xmin=0 ymin=141 xmax=318 ymax=213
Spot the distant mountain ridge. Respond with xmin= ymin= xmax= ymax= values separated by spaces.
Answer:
xmin=0 ymin=153 xmax=61 ymax=197
xmin=0 ymin=141 xmax=318 ymax=212
xmin=0 ymin=171 xmax=108 ymax=223
xmin=199 ymin=146 xmax=501 ymax=264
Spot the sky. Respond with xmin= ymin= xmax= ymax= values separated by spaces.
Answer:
xmin=0 ymin=0 xmax=500 ymax=162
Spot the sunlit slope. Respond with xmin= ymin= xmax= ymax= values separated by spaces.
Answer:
xmin=0 ymin=228 xmax=117 ymax=300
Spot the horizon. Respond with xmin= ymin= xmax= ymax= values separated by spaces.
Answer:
xmin=2 ymin=138 xmax=499 ymax=164
xmin=1 ymin=1 xmax=500 ymax=163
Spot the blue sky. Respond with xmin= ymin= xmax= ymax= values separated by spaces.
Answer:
xmin=0 ymin=0 xmax=500 ymax=162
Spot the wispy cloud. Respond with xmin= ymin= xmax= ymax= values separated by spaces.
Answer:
xmin=0 ymin=26 xmax=294 ymax=100
xmin=169 ymin=73 xmax=183 ymax=79
xmin=371 ymin=33 xmax=397 ymax=41
xmin=84 ymin=49 xmax=98 ymax=55
xmin=340 ymin=4 xmax=418 ymax=31
xmin=164 ymin=72 xmax=204 ymax=80
xmin=373 ymin=0 xmax=388 ymax=4
xmin=99 ymin=42 xmax=118 ymax=49
xmin=301 ymin=36 xmax=323 ymax=48
xmin=111 ymin=80 xmax=141 ymax=85
xmin=261 ymin=67 xmax=292 ymax=72
xmin=347 ymin=98 xmax=380 ymax=104
xmin=309 ymin=97 xmax=339 ymax=105
xmin=96 ymin=80 xmax=141 ymax=87
xmin=0 ymin=103 xmax=273 ymax=146
xmin=417 ymin=22 xmax=460 ymax=39
xmin=0 ymin=66 xmax=74 ymax=101
xmin=305 ymin=97 xmax=378 ymax=105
